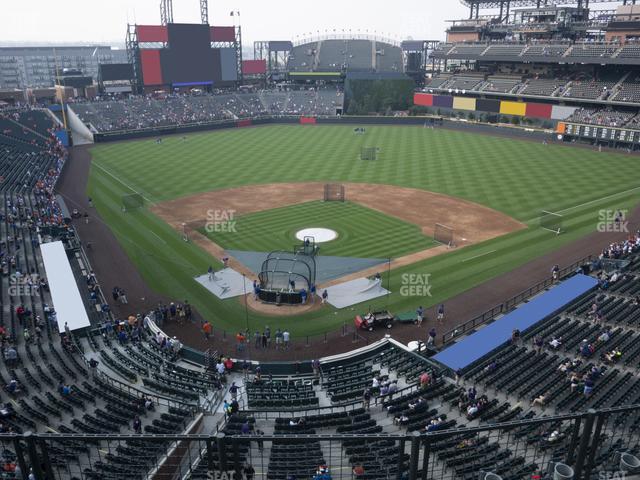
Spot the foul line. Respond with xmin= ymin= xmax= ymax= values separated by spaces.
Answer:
xmin=461 ymin=250 xmax=497 ymax=263
xmin=525 ymin=185 xmax=640 ymax=224
xmin=149 ymin=231 xmax=167 ymax=245
xmin=92 ymin=162 xmax=154 ymax=205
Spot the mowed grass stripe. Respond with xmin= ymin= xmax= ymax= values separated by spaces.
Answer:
xmin=200 ymin=201 xmax=436 ymax=258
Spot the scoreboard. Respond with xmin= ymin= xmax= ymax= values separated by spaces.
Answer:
xmin=562 ymin=122 xmax=640 ymax=145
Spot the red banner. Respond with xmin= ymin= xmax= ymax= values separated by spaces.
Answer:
xmin=140 ymin=50 xmax=163 ymax=86
xmin=300 ymin=117 xmax=317 ymax=125
xmin=237 ymin=119 xmax=252 ymax=128
xmin=137 ymin=25 xmax=168 ymax=43
xmin=210 ymin=26 xmax=236 ymax=42
xmin=242 ymin=60 xmax=267 ymax=75
xmin=525 ymin=102 xmax=553 ymax=119
xmin=413 ymin=93 xmax=433 ymax=107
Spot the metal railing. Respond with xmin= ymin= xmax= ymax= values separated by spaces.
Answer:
xmin=442 ymin=255 xmax=594 ymax=345
xmin=5 ymin=403 xmax=640 ymax=480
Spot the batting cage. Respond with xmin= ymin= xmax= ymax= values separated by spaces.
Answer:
xmin=360 ymin=147 xmax=378 ymax=161
xmin=324 ymin=183 xmax=345 ymax=202
xmin=258 ymin=251 xmax=317 ymax=305
xmin=540 ymin=210 xmax=563 ymax=234
xmin=434 ymin=223 xmax=455 ymax=247
xmin=122 ymin=193 xmax=144 ymax=212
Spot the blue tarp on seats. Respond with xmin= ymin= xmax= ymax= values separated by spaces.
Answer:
xmin=432 ymin=274 xmax=598 ymax=371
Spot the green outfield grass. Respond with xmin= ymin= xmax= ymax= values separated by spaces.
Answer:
xmin=88 ymin=125 xmax=640 ymax=338
xmin=199 ymin=201 xmax=437 ymax=258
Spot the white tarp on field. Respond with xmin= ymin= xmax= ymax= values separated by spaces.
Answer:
xmin=325 ymin=277 xmax=390 ymax=309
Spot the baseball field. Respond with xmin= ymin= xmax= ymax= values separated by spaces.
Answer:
xmin=87 ymin=124 xmax=640 ymax=336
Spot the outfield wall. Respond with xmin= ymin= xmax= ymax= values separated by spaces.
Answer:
xmin=92 ymin=114 xmax=555 ymax=144
xmin=413 ymin=92 xmax=578 ymax=120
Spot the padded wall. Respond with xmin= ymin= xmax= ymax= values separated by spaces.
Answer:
xmin=453 ymin=96 xmax=476 ymax=111
xmin=500 ymin=101 xmax=527 ymax=116
xmin=413 ymin=93 xmax=433 ymax=107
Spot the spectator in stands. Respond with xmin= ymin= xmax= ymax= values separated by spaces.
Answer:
xmin=4 ymin=346 xmax=17 ymax=367
xmin=372 ymin=376 xmax=380 ymax=394
xmin=4 ymin=380 xmax=17 ymax=395
xmin=312 ymin=358 xmax=320 ymax=379
xmin=379 ymin=381 xmax=389 ymax=398
xmin=584 ymin=378 xmax=595 ymax=397
xmin=531 ymin=392 xmax=549 ymax=408
xmin=420 ymin=372 xmax=431 ymax=389
xmin=598 ymin=330 xmax=610 ymax=343
xmin=569 ymin=373 xmax=582 ymax=391
xmin=511 ymin=328 xmax=521 ymax=344
xmin=580 ymin=340 xmax=595 ymax=358
xmin=132 ymin=416 xmax=142 ymax=434
xmin=353 ymin=464 xmax=365 ymax=479
xmin=468 ymin=386 xmax=477 ymax=401
xmin=243 ymin=464 xmax=255 ymax=480
xmin=255 ymin=429 xmax=264 ymax=451
xmin=409 ymin=397 xmax=426 ymax=411
xmin=144 ymin=397 xmax=155 ymax=411
xmin=604 ymin=349 xmax=622 ymax=363
xmin=362 ymin=388 xmax=372 ymax=411
xmin=394 ymin=413 xmax=410 ymax=426
xmin=241 ymin=420 xmax=251 ymax=435
xmin=484 ymin=361 xmax=498 ymax=373
xmin=425 ymin=417 xmax=445 ymax=432
xmin=314 ymin=466 xmax=332 ymax=480
xmin=229 ymin=382 xmax=239 ymax=400
xmin=216 ymin=359 xmax=226 ymax=376
xmin=388 ymin=380 xmax=398 ymax=399
xmin=533 ymin=335 xmax=544 ymax=353
xmin=550 ymin=337 xmax=562 ymax=349
xmin=88 ymin=358 xmax=99 ymax=378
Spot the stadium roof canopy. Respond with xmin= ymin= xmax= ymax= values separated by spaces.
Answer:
xmin=460 ymin=0 xmax=621 ymax=7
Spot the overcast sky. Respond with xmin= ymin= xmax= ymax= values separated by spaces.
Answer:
xmin=3 ymin=0 xmax=469 ymax=48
